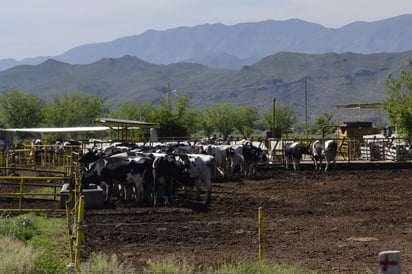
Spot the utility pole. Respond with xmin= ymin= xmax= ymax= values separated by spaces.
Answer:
xmin=167 ymin=81 xmax=171 ymax=111
xmin=272 ymin=97 xmax=276 ymax=129
xmin=305 ymin=77 xmax=308 ymax=137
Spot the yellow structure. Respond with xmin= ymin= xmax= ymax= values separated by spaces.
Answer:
xmin=339 ymin=121 xmax=381 ymax=138
xmin=336 ymin=103 xmax=382 ymax=138
xmin=335 ymin=103 xmax=383 ymax=160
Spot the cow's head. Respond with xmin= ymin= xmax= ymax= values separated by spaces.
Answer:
xmin=79 ymin=149 xmax=102 ymax=165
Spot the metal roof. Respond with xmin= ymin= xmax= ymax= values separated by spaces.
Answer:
xmin=94 ymin=118 xmax=160 ymax=129
xmin=1 ymin=126 xmax=110 ymax=133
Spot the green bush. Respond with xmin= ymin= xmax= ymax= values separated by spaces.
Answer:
xmin=0 ymin=213 xmax=36 ymax=241
xmin=0 ymin=213 xmax=68 ymax=273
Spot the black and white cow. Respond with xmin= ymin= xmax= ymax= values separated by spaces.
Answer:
xmin=151 ymin=153 xmax=180 ymax=207
xmin=175 ymin=153 xmax=215 ymax=204
xmin=203 ymin=144 xmax=233 ymax=179
xmin=31 ymin=139 xmax=44 ymax=163
xmin=79 ymin=151 xmax=153 ymax=206
xmin=310 ymin=140 xmax=323 ymax=171
xmin=323 ymin=140 xmax=338 ymax=172
xmin=50 ymin=139 xmax=82 ymax=156
xmin=232 ymin=141 xmax=267 ymax=178
xmin=284 ymin=142 xmax=310 ymax=172
xmin=229 ymin=152 xmax=245 ymax=178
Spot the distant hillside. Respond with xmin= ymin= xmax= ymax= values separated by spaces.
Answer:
xmin=1 ymin=14 xmax=412 ymax=71
xmin=1 ymin=51 xmax=411 ymax=123
xmin=53 ymin=14 xmax=412 ymax=67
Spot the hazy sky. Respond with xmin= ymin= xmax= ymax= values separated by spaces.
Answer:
xmin=1 ymin=0 xmax=411 ymax=60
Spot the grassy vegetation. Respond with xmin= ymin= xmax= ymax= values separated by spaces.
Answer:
xmin=0 ymin=235 xmax=40 ymax=273
xmin=0 ymin=212 xmax=68 ymax=273
xmin=142 ymin=255 xmax=316 ymax=273
xmin=78 ymin=252 xmax=135 ymax=273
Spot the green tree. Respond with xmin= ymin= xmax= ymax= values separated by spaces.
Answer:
xmin=149 ymin=94 xmax=190 ymax=138
xmin=109 ymin=102 xmax=159 ymax=141
xmin=205 ymin=103 xmax=237 ymax=140
xmin=0 ymin=90 xmax=45 ymax=139
xmin=170 ymin=94 xmax=202 ymax=136
xmin=261 ymin=104 xmax=298 ymax=134
xmin=184 ymin=107 xmax=203 ymax=136
xmin=111 ymin=94 xmax=195 ymax=139
xmin=383 ymin=61 xmax=412 ymax=137
xmin=153 ymin=107 xmax=188 ymax=138
xmin=198 ymin=110 xmax=215 ymax=138
xmin=233 ymin=105 xmax=259 ymax=138
xmin=109 ymin=102 xmax=157 ymax=121
xmin=43 ymin=92 xmax=110 ymax=127
xmin=313 ymin=112 xmax=334 ymax=136
xmin=173 ymin=93 xmax=191 ymax=118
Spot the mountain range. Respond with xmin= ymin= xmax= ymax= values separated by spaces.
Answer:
xmin=1 ymin=14 xmax=412 ymax=71
xmin=1 ymin=15 xmax=412 ymax=123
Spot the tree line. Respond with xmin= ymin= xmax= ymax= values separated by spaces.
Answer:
xmin=0 ymin=89 xmax=331 ymax=141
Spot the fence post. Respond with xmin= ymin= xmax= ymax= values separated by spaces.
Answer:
xmin=258 ymin=207 xmax=264 ymax=263
xmin=65 ymin=201 xmax=75 ymax=266
xmin=18 ymin=178 xmax=24 ymax=211
xmin=66 ymin=153 xmax=83 ymax=269
xmin=74 ymin=195 xmax=85 ymax=268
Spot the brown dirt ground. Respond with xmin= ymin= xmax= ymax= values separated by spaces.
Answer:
xmin=2 ymin=163 xmax=412 ymax=273
xmin=81 ymin=163 xmax=412 ymax=273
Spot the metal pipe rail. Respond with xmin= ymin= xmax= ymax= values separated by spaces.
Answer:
xmin=0 ymin=175 xmax=70 ymax=212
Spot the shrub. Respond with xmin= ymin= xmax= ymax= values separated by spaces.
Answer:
xmin=0 ymin=213 xmax=37 ymax=241
xmin=0 ymin=235 xmax=40 ymax=273
xmin=0 ymin=213 xmax=68 ymax=273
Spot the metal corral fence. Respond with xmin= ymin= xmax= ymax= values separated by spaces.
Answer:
xmin=0 ymin=142 xmax=79 ymax=213
xmin=0 ymin=168 xmax=71 ymax=213
xmin=0 ymin=150 xmax=88 ymax=268
xmin=0 ymin=144 xmax=82 ymax=174
xmin=267 ymin=136 xmax=412 ymax=164
xmin=0 ymin=143 xmax=85 ymax=213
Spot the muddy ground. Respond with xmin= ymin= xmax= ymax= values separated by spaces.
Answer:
xmin=79 ymin=163 xmax=412 ymax=273
xmin=2 ymin=163 xmax=412 ymax=273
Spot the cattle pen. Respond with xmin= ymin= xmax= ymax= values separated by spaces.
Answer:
xmin=0 ymin=120 xmax=411 ymax=271
xmin=0 ymin=134 xmax=410 ymax=212
xmin=0 ymin=138 xmax=411 ymax=271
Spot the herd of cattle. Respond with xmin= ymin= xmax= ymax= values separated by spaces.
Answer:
xmin=78 ymin=140 xmax=266 ymax=207
xmin=75 ymin=138 xmax=338 ymax=208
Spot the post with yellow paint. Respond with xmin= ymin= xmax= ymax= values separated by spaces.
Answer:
xmin=75 ymin=195 xmax=85 ymax=268
xmin=258 ymin=207 xmax=264 ymax=263
xmin=65 ymin=201 xmax=74 ymax=266
xmin=18 ymin=178 xmax=24 ymax=211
